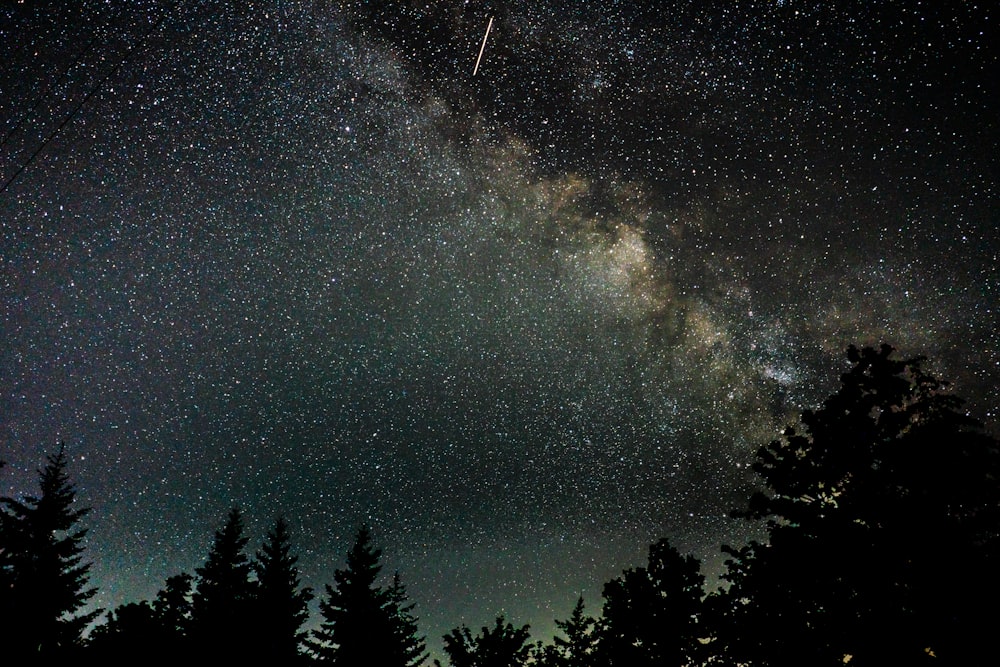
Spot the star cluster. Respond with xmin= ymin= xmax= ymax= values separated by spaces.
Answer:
xmin=1 ymin=0 xmax=997 ymax=656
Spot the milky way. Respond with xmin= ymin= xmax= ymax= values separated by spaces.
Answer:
xmin=2 ymin=0 xmax=997 ymax=656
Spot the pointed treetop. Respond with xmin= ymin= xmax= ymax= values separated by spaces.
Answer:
xmin=0 ymin=443 xmax=99 ymax=657
xmin=34 ymin=442 xmax=89 ymax=530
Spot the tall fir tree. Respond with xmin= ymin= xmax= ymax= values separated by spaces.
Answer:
xmin=533 ymin=597 xmax=599 ymax=667
xmin=253 ymin=516 xmax=313 ymax=662
xmin=311 ymin=525 xmax=427 ymax=665
xmin=386 ymin=572 xmax=429 ymax=667
xmin=0 ymin=444 xmax=100 ymax=659
xmin=190 ymin=507 xmax=257 ymax=659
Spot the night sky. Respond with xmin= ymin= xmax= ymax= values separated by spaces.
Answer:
xmin=2 ymin=0 xmax=997 ymax=657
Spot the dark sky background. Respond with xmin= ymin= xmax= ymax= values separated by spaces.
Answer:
xmin=2 ymin=0 xmax=997 ymax=658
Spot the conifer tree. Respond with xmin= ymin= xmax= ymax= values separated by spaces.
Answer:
xmin=190 ymin=507 xmax=256 ymax=658
xmin=311 ymin=525 xmax=427 ymax=665
xmin=253 ymin=516 xmax=313 ymax=661
xmin=533 ymin=597 xmax=599 ymax=667
xmin=387 ymin=571 xmax=429 ymax=667
xmin=0 ymin=444 xmax=100 ymax=659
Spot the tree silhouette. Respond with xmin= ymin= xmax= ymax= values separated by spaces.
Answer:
xmin=87 ymin=571 xmax=193 ymax=659
xmin=597 ymin=539 xmax=704 ymax=667
xmin=311 ymin=525 xmax=427 ymax=665
xmin=88 ymin=600 xmax=161 ymax=656
xmin=533 ymin=597 xmax=599 ymax=667
xmin=438 ymin=615 xmax=532 ymax=667
xmin=0 ymin=444 xmax=99 ymax=659
xmin=189 ymin=507 xmax=256 ymax=659
xmin=153 ymin=571 xmax=194 ymax=643
xmin=386 ymin=571 xmax=429 ymax=667
xmin=253 ymin=516 xmax=313 ymax=662
xmin=712 ymin=344 xmax=1000 ymax=666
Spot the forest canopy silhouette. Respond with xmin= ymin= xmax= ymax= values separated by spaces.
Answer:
xmin=2 ymin=345 xmax=998 ymax=665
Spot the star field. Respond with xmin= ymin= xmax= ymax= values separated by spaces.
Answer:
xmin=1 ymin=0 xmax=997 ymax=658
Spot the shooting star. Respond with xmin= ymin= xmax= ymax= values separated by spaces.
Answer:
xmin=473 ymin=16 xmax=494 ymax=76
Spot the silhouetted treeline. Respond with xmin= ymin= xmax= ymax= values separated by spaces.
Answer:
xmin=2 ymin=345 xmax=999 ymax=665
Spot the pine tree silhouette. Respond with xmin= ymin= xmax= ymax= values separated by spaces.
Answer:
xmin=311 ymin=525 xmax=427 ymax=665
xmin=386 ymin=572 xmax=429 ymax=667
xmin=253 ymin=517 xmax=313 ymax=662
xmin=0 ymin=444 xmax=100 ymax=659
xmin=189 ymin=507 xmax=256 ymax=659
xmin=533 ymin=597 xmax=599 ymax=667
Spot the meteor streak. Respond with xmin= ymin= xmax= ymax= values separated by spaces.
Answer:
xmin=473 ymin=16 xmax=494 ymax=76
